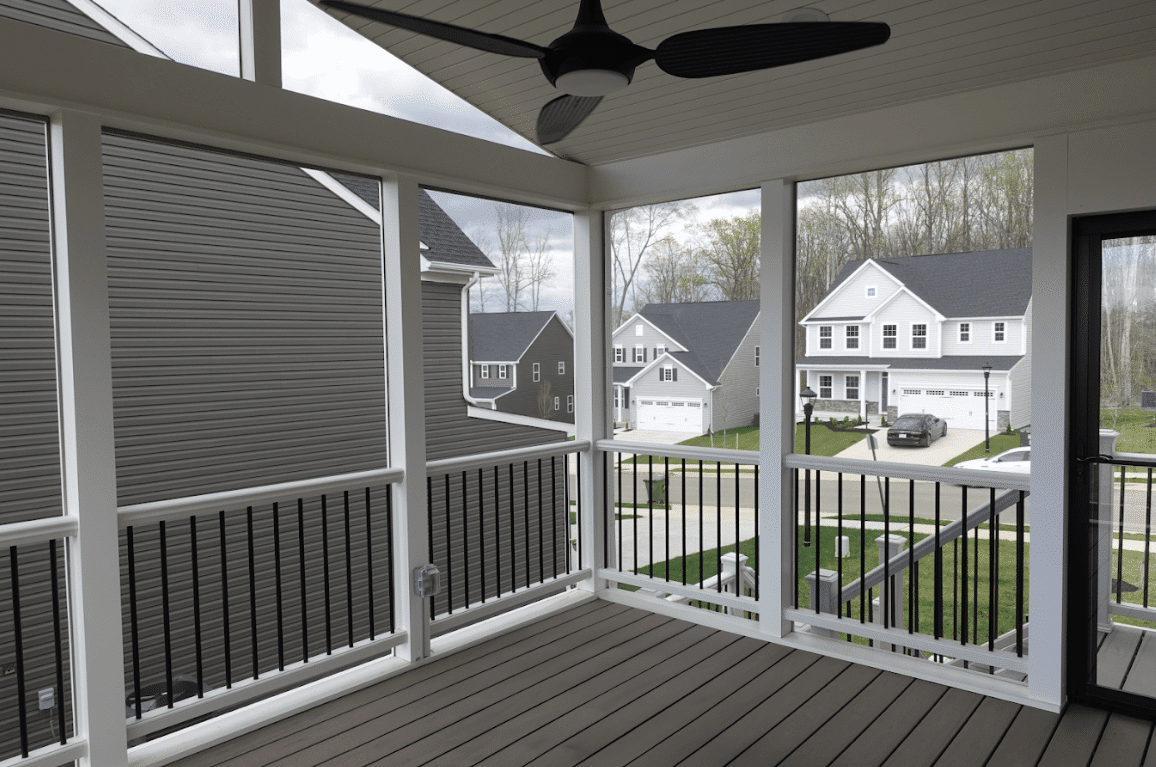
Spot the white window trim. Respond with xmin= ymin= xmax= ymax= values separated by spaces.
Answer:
xmin=558 ymin=361 xmax=565 ymax=375
xmin=655 ymin=344 xmax=666 ymax=357
xmin=819 ymin=325 xmax=832 ymax=349
xmin=480 ymin=364 xmax=489 ymax=379
xmin=661 ymin=365 xmax=674 ymax=382
xmin=845 ymin=326 xmax=859 ymax=350
xmin=845 ymin=374 xmax=860 ymax=399
xmin=819 ymin=375 xmax=833 ymax=399
xmin=635 ymin=323 xmax=644 ymax=336
xmin=498 ymin=364 xmax=507 ymax=379
xmin=554 ymin=396 xmax=560 ymax=410
xmin=911 ymin=323 xmax=928 ymax=350
xmin=567 ymin=394 xmax=573 ymax=413
xmin=994 ymin=321 xmax=1006 ymax=343
xmin=614 ymin=345 xmax=624 ymax=363
xmin=532 ymin=362 xmax=540 ymax=382
xmin=959 ymin=322 xmax=971 ymax=343
xmin=634 ymin=344 xmax=644 ymax=362
xmin=866 ymin=285 xmax=877 ymax=297
xmin=754 ymin=346 xmax=760 ymax=366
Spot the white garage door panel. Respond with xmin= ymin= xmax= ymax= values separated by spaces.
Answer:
xmin=897 ymin=389 xmax=993 ymax=430
xmin=637 ymin=399 xmax=702 ymax=432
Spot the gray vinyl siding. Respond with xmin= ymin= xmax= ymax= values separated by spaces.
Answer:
xmin=612 ymin=320 xmax=672 ymax=366
xmin=0 ymin=0 xmax=127 ymax=47
xmin=495 ymin=318 xmax=574 ymax=423
xmin=1009 ymin=298 xmax=1032 ymax=429
xmin=713 ymin=323 xmax=761 ymax=432
xmin=629 ymin=363 xmax=709 ymax=431
xmin=474 ymin=363 xmax=514 ymax=388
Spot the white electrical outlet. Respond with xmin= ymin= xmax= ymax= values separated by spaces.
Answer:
xmin=38 ymin=688 xmax=54 ymax=710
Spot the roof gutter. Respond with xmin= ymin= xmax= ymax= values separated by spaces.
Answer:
xmin=462 ymin=272 xmax=487 ymax=407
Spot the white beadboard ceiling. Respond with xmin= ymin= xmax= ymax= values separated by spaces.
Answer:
xmin=313 ymin=0 xmax=1156 ymax=167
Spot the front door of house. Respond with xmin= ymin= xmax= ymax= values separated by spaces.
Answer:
xmin=1070 ymin=209 xmax=1156 ymax=714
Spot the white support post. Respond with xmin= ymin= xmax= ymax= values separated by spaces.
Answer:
xmin=874 ymin=534 xmax=907 ymax=650
xmin=759 ymin=178 xmax=795 ymax=638
xmin=804 ymin=568 xmax=839 ymax=636
xmin=238 ymin=0 xmax=281 ymax=87
xmin=1028 ymin=134 xmax=1069 ymax=710
xmin=51 ymin=110 xmax=128 ymax=767
xmin=381 ymin=174 xmax=430 ymax=662
xmin=574 ymin=209 xmax=610 ymax=592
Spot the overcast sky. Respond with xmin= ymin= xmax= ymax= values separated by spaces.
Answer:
xmin=88 ymin=0 xmax=757 ymax=314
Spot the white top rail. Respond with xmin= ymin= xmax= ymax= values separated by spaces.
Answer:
xmin=596 ymin=439 xmax=760 ymax=466
xmin=426 ymin=439 xmax=591 ymax=476
xmin=784 ymin=453 xmax=1031 ymax=492
xmin=118 ymin=466 xmax=406 ymax=527
xmin=0 ymin=515 xmax=79 ymax=549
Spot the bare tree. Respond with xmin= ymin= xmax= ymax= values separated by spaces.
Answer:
xmin=537 ymin=380 xmax=554 ymax=420
xmin=638 ymin=236 xmax=712 ymax=305
xmin=609 ymin=201 xmax=694 ymax=325
xmin=473 ymin=203 xmax=557 ymax=312
xmin=698 ymin=211 xmax=761 ymax=301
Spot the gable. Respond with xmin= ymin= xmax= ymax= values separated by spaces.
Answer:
xmin=637 ymin=301 xmax=759 ymax=383
xmin=803 ymin=261 xmax=900 ymax=322
xmin=469 ymin=311 xmax=556 ymax=362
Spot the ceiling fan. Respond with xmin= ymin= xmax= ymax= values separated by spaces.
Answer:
xmin=319 ymin=0 xmax=890 ymax=145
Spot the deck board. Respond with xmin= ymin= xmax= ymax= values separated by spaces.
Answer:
xmin=169 ymin=603 xmax=1156 ymax=767
xmin=1098 ymin=624 xmax=1143 ymax=689
xmin=1125 ymin=632 xmax=1156 ymax=698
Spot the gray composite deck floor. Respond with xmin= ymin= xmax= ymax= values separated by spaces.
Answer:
xmin=172 ymin=601 xmax=1156 ymax=767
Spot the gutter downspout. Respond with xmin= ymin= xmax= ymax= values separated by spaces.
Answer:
xmin=461 ymin=272 xmax=493 ymax=409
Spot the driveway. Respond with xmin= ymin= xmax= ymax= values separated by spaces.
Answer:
xmin=833 ymin=427 xmax=987 ymax=466
xmin=613 ymin=429 xmax=701 ymax=447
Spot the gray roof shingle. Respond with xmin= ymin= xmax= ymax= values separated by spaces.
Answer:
xmin=469 ymin=312 xmax=557 ymax=362
xmin=821 ymin=249 xmax=1032 ymax=319
xmin=614 ymin=367 xmax=644 ymax=383
xmin=331 ymin=174 xmax=493 ymax=270
xmin=638 ymin=300 xmax=760 ymax=384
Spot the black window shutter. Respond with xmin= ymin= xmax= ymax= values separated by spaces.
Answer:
xmin=643 ymin=348 xmax=648 ymax=362
xmin=673 ymin=369 xmax=678 ymax=382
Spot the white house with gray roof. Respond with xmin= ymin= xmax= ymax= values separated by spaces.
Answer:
xmin=798 ymin=249 xmax=1033 ymax=430
xmin=611 ymin=301 xmax=761 ymax=434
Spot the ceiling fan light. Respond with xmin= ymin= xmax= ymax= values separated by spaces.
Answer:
xmin=556 ymin=69 xmax=630 ymax=96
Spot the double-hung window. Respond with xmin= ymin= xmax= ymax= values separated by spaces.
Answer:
xmin=960 ymin=322 xmax=970 ymax=342
xmin=655 ymin=344 xmax=666 ymax=357
xmin=846 ymin=375 xmax=860 ymax=399
xmin=994 ymin=321 xmax=1006 ymax=342
xmin=567 ymin=395 xmax=573 ymax=413
xmin=532 ymin=362 xmax=540 ymax=382
xmin=845 ymin=326 xmax=859 ymax=350
xmin=819 ymin=375 xmax=832 ymax=399
xmin=819 ymin=326 xmax=832 ymax=349
xmin=912 ymin=324 xmax=927 ymax=349
xmin=554 ymin=396 xmax=560 ymax=410
xmin=661 ymin=365 xmax=677 ymax=382
xmin=498 ymin=364 xmax=508 ymax=379
xmin=480 ymin=364 xmax=489 ymax=379
xmin=882 ymin=324 xmax=897 ymax=349
xmin=633 ymin=345 xmax=646 ymax=363
xmin=754 ymin=346 xmax=760 ymax=366
xmin=558 ymin=361 xmax=566 ymax=375
xmin=614 ymin=345 xmax=624 ymax=363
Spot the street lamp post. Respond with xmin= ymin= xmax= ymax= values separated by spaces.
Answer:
xmin=801 ymin=386 xmax=817 ymax=547
xmin=982 ymin=363 xmax=992 ymax=453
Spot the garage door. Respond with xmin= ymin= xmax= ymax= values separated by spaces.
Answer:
xmin=897 ymin=389 xmax=994 ymax=430
xmin=636 ymin=398 xmax=703 ymax=432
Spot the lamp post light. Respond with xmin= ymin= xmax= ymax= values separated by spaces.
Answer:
xmin=982 ymin=363 xmax=992 ymax=454
xmin=801 ymin=386 xmax=817 ymax=547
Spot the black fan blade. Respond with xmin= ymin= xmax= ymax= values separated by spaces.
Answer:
xmin=536 ymin=95 xmax=602 ymax=144
xmin=654 ymin=22 xmax=890 ymax=78
xmin=320 ymin=1 xmax=548 ymax=59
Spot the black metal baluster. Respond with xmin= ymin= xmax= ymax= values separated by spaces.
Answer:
xmin=667 ymin=456 xmax=672 ymax=584
xmin=493 ymin=466 xmax=502 ymax=598
xmin=633 ymin=454 xmax=639 ymax=575
xmin=564 ymin=456 xmax=572 ymax=575
xmin=366 ymin=487 xmax=376 ymax=640
xmin=961 ymin=487 xmax=968 ymax=647
xmin=247 ymin=507 xmax=260 ymax=675
xmin=298 ymin=498 xmax=309 ymax=662
xmin=1118 ymin=466 xmax=1127 ymax=604
xmin=386 ymin=487 xmax=396 ymax=634
xmin=837 ymin=473 xmax=843 ymax=622
xmin=273 ymin=503 xmax=284 ymax=670
xmin=190 ymin=516 xmax=204 ymax=692
xmin=953 ymin=537 xmax=959 ymax=642
xmin=127 ymin=526 xmax=143 ymax=712
xmin=461 ymin=472 xmax=470 ymax=609
xmin=10 ymin=546 xmax=28 ymax=756
xmin=320 ymin=495 xmax=332 ymax=654
xmin=218 ymin=511 xmax=232 ymax=687
xmin=648 ymin=456 xmax=654 ymax=578
xmin=909 ymin=481 xmax=915 ymax=634
xmin=49 ymin=540 xmax=66 ymax=742
xmin=989 ymin=487 xmax=997 ymax=652
xmin=160 ymin=520 xmax=174 ymax=703
xmin=509 ymin=463 xmax=516 ymax=594
xmin=973 ymin=501 xmax=979 ymax=646
xmin=735 ymin=462 xmax=741 ymax=593
xmin=344 ymin=491 xmax=354 ymax=647
xmin=1147 ymin=469 xmax=1154 ymax=608
xmin=934 ymin=483 xmax=942 ymax=641
xmin=682 ymin=459 xmax=688 ymax=586
xmin=814 ymin=469 xmax=821 ymax=611
xmin=754 ymin=464 xmax=760 ymax=600
xmin=552 ymin=456 xmax=558 ymax=577
xmin=523 ymin=461 xmax=531 ymax=588
xmin=883 ymin=477 xmax=889 ymax=629
xmin=1016 ymin=490 xmax=1025 ymax=656
xmin=716 ymin=461 xmax=722 ymax=594
xmin=701 ymin=461 xmax=706 ymax=590
xmin=445 ymin=474 xmax=454 ymax=614
xmin=859 ymin=475 xmax=866 ymax=624
xmin=538 ymin=458 xmax=545 ymax=584
xmin=618 ymin=454 xmax=623 ymax=570
xmin=479 ymin=469 xmax=488 ymax=602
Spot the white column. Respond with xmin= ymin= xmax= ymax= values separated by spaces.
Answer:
xmin=51 ymin=110 xmax=128 ymax=767
xmin=759 ymin=178 xmax=795 ymax=638
xmin=573 ymin=209 xmax=610 ymax=591
xmin=1028 ymin=133 xmax=1069 ymax=709
xmin=860 ymin=368 xmax=867 ymax=422
xmin=381 ymin=174 xmax=430 ymax=662
xmin=239 ymin=0 xmax=281 ymax=87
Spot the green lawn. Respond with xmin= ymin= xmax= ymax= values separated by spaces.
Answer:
xmin=1102 ymin=407 xmax=1156 ymax=455
xmin=620 ymin=423 xmax=865 ymax=469
xmin=680 ymin=426 xmax=760 ymax=451
xmin=942 ymin=430 xmax=1025 ymax=467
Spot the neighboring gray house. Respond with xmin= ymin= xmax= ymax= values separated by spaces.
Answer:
xmin=798 ymin=249 xmax=1032 ymax=430
xmin=468 ymin=311 xmax=575 ymax=429
xmin=610 ymin=301 xmax=761 ymax=434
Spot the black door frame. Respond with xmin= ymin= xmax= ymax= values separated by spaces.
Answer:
xmin=1068 ymin=208 xmax=1156 ymax=717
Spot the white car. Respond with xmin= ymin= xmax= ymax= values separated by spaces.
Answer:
xmin=955 ymin=446 xmax=1031 ymax=475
